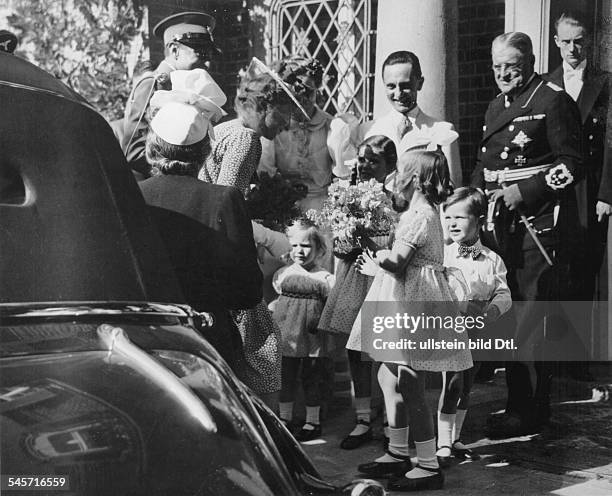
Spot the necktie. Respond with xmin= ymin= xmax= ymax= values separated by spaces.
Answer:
xmin=398 ymin=117 xmax=412 ymax=138
xmin=458 ymin=243 xmax=482 ymax=259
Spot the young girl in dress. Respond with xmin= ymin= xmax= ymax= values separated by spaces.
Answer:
xmin=436 ymin=187 xmax=511 ymax=466
xmin=271 ymin=219 xmax=335 ymax=441
xmin=349 ymin=150 xmax=472 ymax=492
xmin=318 ymin=135 xmax=397 ymax=449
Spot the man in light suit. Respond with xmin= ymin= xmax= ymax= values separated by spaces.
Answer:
xmin=363 ymin=51 xmax=462 ymax=185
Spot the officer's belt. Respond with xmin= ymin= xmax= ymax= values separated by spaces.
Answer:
xmin=484 ymin=163 xmax=552 ymax=184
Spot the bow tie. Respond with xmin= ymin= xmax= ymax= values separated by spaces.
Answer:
xmin=458 ymin=243 xmax=481 ymax=259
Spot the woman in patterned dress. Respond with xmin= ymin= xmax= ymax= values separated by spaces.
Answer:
xmin=198 ymin=69 xmax=302 ymax=406
xmin=200 ymin=72 xmax=296 ymax=193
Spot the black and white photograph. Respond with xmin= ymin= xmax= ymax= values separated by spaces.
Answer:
xmin=1 ymin=0 xmax=611 ymax=494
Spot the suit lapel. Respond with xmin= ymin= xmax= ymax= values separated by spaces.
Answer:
xmin=577 ymin=68 xmax=606 ymax=123
xmin=547 ymin=65 xmax=564 ymax=88
xmin=482 ymin=78 xmax=543 ymax=141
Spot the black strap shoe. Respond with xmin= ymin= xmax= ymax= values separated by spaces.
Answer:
xmin=436 ymin=445 xmax=452 ymax=468
xmin=357 ymin=450 xmax=412 ymax=478
xmin=295 ymin=422 xmax=322 ymax=442
xmin=340 ymin=419 xmax=372 ymax=450
xmin=451 ymin=440 xmax=480 ymax=460
xmin=387 ymin=465 xmax=444 ymax=491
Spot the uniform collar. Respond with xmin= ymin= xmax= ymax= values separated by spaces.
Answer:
xmin=504 ymin=72 xmax=537 ymax=106
xmin=157 ymin=59 xmax=176 ymax=74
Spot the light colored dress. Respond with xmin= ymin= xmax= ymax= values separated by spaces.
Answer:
xmin=346 ymin=201 xmax=472 ymax=372
xmin=259 ymin=107 xmax=334 ymax=212
xmin=272 ymin=263 xmax=335 ymax=357
xmin=201 ymin=119 xmax=261 ymax=193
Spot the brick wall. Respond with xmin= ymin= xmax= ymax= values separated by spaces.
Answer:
xmin=147 ymin=0 xmax=253 ymax=116
xmin=457 ymin=0 xmax=505 ymax=182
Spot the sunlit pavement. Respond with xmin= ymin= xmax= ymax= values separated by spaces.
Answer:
xmin=300 ymin=367 xmax=612 ymax=495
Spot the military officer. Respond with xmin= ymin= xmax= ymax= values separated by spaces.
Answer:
xmin=121 ymin=11 xmax=219 ymax=179
xmin=471 ymin=32 xmax=583 ymax=438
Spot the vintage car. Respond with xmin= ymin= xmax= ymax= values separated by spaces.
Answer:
xmin=0 ymin=52 xmax=383 ymax=496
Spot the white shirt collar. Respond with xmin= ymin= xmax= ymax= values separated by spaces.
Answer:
xmin=389 ymin=105 xmax=421 ymax=124
xmin=563 ymin=59 xmax=587 ymax=77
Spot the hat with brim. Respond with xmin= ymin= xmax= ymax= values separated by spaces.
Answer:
xmin=150 ymin=68 xmax=227 ymax=123
xmin=150 ymin=102 xmax=209 ymax=146
xmin=153 ymin=11 xmax=216 ymax=45
xmin=244 ymin=57 xmax=310 ymax=120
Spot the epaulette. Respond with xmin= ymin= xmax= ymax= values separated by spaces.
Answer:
xmin=546 ymin=81 xmax=563 ymax=92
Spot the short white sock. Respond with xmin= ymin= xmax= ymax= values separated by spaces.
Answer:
xmin=414 ymin=439 xmax=439 ymax=471
xmin=374 ymin=452 xmax=405 ymax=463
xmin=437 ymin=412 xmax=455 ymax=449
xmin=404 ymin=466 xmax=438 ymax=479
xmin=388 ymin=427 xmax=410 ymax=457
xmin=305 ymin=406 xmax=320 ymax=426
xmin=454 ymin=409 xmax=467 ymax=442
xmin=348 ymin=397 xmax=371 ymax=436
xmin=279 ymin=402 xmax=293 ymax=422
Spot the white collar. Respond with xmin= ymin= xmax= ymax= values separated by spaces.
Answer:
xmin=563 ymin=59 xmax=586 ymax=76
xmin=389 ymin=105 xmax=420 ymax=124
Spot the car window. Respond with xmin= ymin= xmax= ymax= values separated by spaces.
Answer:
xmin=0 ymin=165 xmax=26 ymax=205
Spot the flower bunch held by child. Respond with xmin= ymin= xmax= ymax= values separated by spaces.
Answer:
xmin=245 ymin=171 xmax=308 ymax=231
xmin=307 ymin=178 xmax=396 ymax=256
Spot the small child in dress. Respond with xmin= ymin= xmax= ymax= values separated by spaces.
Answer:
xmin=349 ymin=150 xmax=470 ymax=492
xmin=436 ymin=187 xmax=512 ymax=465
xmin=271 ymin=219 xmax=335 ymax=441
xmin=318 ymin=135 xmax=397 ymax=450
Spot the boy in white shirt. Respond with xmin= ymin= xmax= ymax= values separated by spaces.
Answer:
xmin=437 ymin=187 xmax=512 ymax=466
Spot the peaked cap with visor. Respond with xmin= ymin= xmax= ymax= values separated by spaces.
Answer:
xmin=153 ymin=11 xmax=219 ymax=55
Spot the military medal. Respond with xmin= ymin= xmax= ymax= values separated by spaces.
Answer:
xmin=511 ymin=130 xmax=531 ymax=166
xmin=511 ymin=130 xmax=532 ymax=148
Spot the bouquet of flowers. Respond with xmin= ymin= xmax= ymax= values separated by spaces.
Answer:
xmin=245 ymin=172 xmax=307 ymax=231
xmin=307 ymin=178 xmax=397 ymax=257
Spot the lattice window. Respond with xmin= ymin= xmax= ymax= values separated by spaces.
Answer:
xmin=269 ymin=0 xmax=377 ymax=121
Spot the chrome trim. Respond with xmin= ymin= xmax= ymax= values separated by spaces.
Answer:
xmin=0 ymin=302 xmax=194 ymax=319
xmin=0 ymin=79 xmax=97 ymax=112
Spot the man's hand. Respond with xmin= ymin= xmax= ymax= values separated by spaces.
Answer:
xmin=500 ymin=184 xmax=523 ymax=210
xmin=596 ymin=201 xmax=612 ymax=222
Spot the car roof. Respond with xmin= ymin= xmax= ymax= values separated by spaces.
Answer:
xmin=0 ymin=53 xmax=184 ymax=304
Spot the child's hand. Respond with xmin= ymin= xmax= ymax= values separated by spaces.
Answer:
xmin=355 ymin=250 xmax=380 ymax=276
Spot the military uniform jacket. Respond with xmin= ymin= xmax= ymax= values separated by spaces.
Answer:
xmin=121 ymin=60 xmax=173 ymax=176
xmin=544 ymin=64 xmax=611 ymax=225
xmin=471 ymin=74 xmax=583 ymax=253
